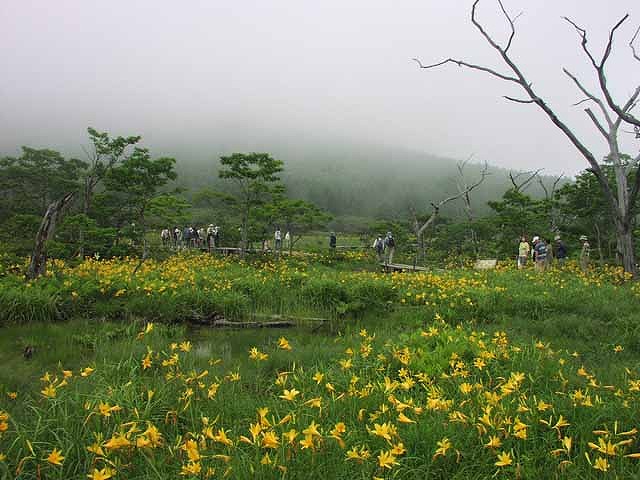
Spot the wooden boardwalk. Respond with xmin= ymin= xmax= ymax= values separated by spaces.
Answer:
xmin=380 ymin=263 xmax=429 ymax=273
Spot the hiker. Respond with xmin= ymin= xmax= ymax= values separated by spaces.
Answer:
xmin=284 ymin=231 xmax=291 ymax=252
xmin=554 ymin=235 xmax=567 ymax=266
xmin=329 ymin=232 xmax=337 ymax=252
xmin=532 ymin=236 xmax=547 ymax=272
xmin=517 ymin=236 xmax=530 ymax=269
xmin=183 ymin=226 xmax=191 ymax=249
xmin=580 ymin=235 xmax=590 ymax=272
xmin=545 ymin=237 xmax=554 ymax=268
xmin=206 ymin=224 xmax=215 ymax=251
xmin=197 ymin=227 xmax=205 ymax=248
xmin=372 ymin=234 xmax=384 ymax=262
xmin=214 ymin=226 xmax=220 ymax=248
xmin=173 ymin=226 xmax=182 ymax=248
xmin=190 ymin=226 xmax=199 ymax=248
xmin=274 ymin=228 xmax=282 ymax=253
xmin=384 ymin=232 xmax=396 ymax=264
xmin=161 ymin=228 xmax=170 ymax=247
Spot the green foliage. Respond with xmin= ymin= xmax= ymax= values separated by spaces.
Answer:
xmin=216 ymin=152 xmax=285 ymax=248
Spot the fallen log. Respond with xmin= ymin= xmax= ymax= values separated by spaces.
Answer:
xmin=209 ymin=318 xmax=295 ymax=329
xmin=188 ymin=312 xmax=326 ymax=329
xmin=252 ymin=313 xmax=328 ymax=323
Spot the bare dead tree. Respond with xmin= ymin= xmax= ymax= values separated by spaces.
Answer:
xmin=538 ymin=174 xmax=564 ymax=232
xmin=414 ymin=0 xmax=640 ymax=277
xmin=410 ymin=166 xmax=490 ymax=262
xmin=508 ymin=169 xmax=543 ymax=192
xmin=456 ymin=156 xmax=491 ymax=221
xmin=456 ymin=158 xmax=490 ymax=254
xmin=26 ymin=192 xmax=76 ymax=280
xmin=537 ymin=174 xmax=564 ymax=201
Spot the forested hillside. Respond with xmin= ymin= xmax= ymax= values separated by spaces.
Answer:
xmin=168 ymin=136 xmax=552 ymax=219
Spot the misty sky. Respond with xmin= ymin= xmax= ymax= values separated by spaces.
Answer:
xmin=1 ymin=0 xmax=639 ymax=175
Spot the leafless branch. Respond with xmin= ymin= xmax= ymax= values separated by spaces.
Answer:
xmin=573 ymin=98 xmax=594 ymax=107
xmin=416 ymin=162 xmax=490 ymax=236
xmin=504 ymin=95 xmax=535 ymax=104
xmin=415 ymin=0 xmax=618 ymax=212
xmin=563 ymin=68 xmax=612 ymax=127
xmin=537 ymin=176 xmax=549 ymax=199
xmin=412 ymin=57 xmax=519 ymax=83
xmin=496 ymin=0 xmax=516 ymax=52
xmin=539 ymin=173 xmax=565 ymax=200
xmin=565 ymin=14 xmax=640 ymax=129
xmin=584 ymin=108 xmax=610 ymax=139
xmin=509 ymin=169 xmax=542 ymax=192
xmin=562 ymin=16 xmax=600 ymax=68
xmin=631 ymin=26 xmax=640 ymax=61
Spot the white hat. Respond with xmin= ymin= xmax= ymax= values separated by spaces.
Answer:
xmin=532 ymin=236 xmax=539 ymax=242
xmin=554 ymin=235 xmax=561 ymax=241
xmin=580 ymin=235 xmax=588 ymax=241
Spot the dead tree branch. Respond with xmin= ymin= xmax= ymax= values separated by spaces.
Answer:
xmin=509 ymin=169 xmax=542 ymax=192
xmin=416 ymin=164 xmax=490 ymax=237
xmin=631 ymin=26 xmax=640 ymax=62
xmin=414 ymin=0 xmax=617 ymax=217
xmin=537 ymin=173 xmax=564 ymax=201
xmin=412 ymin=58 xmax=519 ymax=83
xmin=414 ymin=0 xmax=640 ymax=276
xmin=456 ymin=158 xmax=490 ymax=220
xmin=564 ymin=14 xmax=640 ymax=128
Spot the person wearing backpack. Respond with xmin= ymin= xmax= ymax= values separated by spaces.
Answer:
xmin=532 ymin=236 xmax=547 ymax=272
xmin=373 ymin=234 xmax=384 ymax=262
xmin=384 ymin=232 xmax=396 ymax=264
xmin=554 ymin=235 xmax=567 ymax=266
xmin=161 ymin=228 xmax=170 ymax=247
xmin=173 ymin=226 xmax=182 ymax=248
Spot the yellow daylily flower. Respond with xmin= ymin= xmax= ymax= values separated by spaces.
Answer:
xmin=46 ymin=448 xmax=65 ymax=466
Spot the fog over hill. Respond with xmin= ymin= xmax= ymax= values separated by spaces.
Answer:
xmin=161 ymin=131 xmax=556 ymax=219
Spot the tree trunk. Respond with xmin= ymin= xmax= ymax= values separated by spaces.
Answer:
xmin=616 ymin=220 xmax=637 ymax=277
xmin=26 ymin=192 xmax=75 ymax=280
xmin=240 ymin=206 xmax=249 ymax=257
xmin=594 ymin=223 xmax=604 ymax=265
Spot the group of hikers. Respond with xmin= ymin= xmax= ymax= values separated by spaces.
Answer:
xmin=371 ymin=232 xmax=396 ymax=264
xmin=159 ymin=226 xmax=593 ymax=272
xmin=161 ymin=225 xmax=220 ymax=250
xmin=517 ymin=234 xmax=590 ymax=272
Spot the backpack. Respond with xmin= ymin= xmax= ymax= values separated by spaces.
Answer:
xmin=386 ymin=236 xmax=395 ymax=248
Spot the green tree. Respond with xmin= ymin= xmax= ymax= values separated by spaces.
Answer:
xmin=265 ymin=198 xmax=331 ymax=254
xmin=78 ymin=128 xmax=141 ymax=256
xmin=487 ymin=189 xmax=548 ymax=259
xmin=103 ymin=148 xmax=177 ymax=257
xmin=218 ymin=153 xmax=284 ymax=252
xmin=0 ymin=148 xmax=84 ymax=220
xmin=556 ymin=168 xmax=624 ymax=263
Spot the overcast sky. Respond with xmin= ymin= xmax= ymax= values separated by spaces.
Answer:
xmin=1 ymin=0 xmax=639 ymax=174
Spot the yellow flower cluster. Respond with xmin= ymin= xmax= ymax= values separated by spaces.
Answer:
xmin=1 ymin=315 xmax=639 ymax=478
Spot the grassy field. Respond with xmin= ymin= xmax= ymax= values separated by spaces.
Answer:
xmin=1 ymin=253 xmax=640 ymax=479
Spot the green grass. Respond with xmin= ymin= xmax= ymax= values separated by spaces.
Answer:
xmin=1 ymin=257 xmax=640 ymax=478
